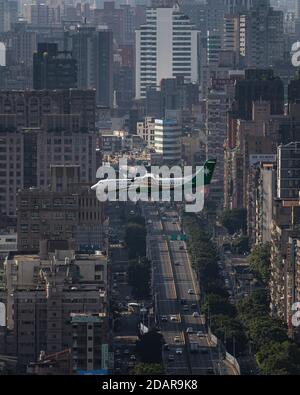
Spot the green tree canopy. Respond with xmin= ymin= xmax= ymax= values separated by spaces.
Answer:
xmin=248 ymin=243 xmax=271 ymax=283
xmin=128 ymin=257 xmax=151 ymax=299
xmin=210 ymin=314 xmax=248 ymax=355
xmin=256 ymin=341 xmax=300 ymax=375
xmin=220 ymin=208 xmax=247 ymax=235
xmin=125 ymin=223 xmax=147 ymax=259
xmin=132 ymin=363 xmax=164 ymax=375
xmin=245 ymin=317 xmax=288 ymax=352
xmin=136 ymin=330 xmax=163 ymax=363
xmin=202 ymin=293 xmax=237 ymax=318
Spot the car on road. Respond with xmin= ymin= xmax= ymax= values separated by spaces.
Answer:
xmin=164 ymin=344 xmax=170 ymax=351
xmin=188 ymin=289 xmax=194 ymax=295
xmin=123 ymin=349 xmax=130 ymax=355
xmin=192 ymin=312 xmax=200 ymax=317
xmin=179 ymin=246 xmax=184 ymax=250
xmin=161 ymin=315 xmax=168 ymax=322
xmin=197 ymin=331 xmax=204 ymax=337
xmin=191 ymin=303 xmax=197 ymax=309
xmin=168 ymin=354 xmax=175 ymax=362
xmin=175 ymin=348 xmax=183 ymax=355
xmin=175 ymin=262 xmax=181 ymax=266
xmin=206 ymin=368 xmax=214 ymax=375
xmin=181 ymin=299 xmax=187 ymax=305
xmin=201 ymin=348 xmax=209 ymax=354
xmin=170 ymin=315 xmax=177 ymax=321
xmin=130 ymin=355 xmax=136 ymax=361
xmin=115 ymin=349 xmax=121 ymax=356
xmin=174 ymin=336 xmax=181 ymax=343
xmin=183 ymin=305 xmax=189 ymax=311
xmin=186 ymin=327 xmax=193 ymax=334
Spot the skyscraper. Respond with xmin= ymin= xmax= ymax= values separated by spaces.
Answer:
xmin=239 ymin=0 xmax=284 ymax=68
xmin=135 ymin=4 xmax=198 ymax=99
xmin=234 ymin=69 xmax=284 ymax=120
xmin=67 ymin=26 xmax=113 ymax=108
xmin=33 ymin=43 xmax=77 ymax=90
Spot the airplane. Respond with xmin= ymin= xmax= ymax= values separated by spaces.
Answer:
xmin=91 ymin=159 xmax=217 ymax=196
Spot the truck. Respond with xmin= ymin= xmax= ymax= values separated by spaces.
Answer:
xmin=189 ymin=342 xmax=199 ymax=354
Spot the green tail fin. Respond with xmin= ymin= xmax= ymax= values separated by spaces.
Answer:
xmin=192 ymin=159 xmax=217 ymax=187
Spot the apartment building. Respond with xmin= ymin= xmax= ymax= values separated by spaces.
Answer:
xmin=137 ymin=117 xmax=156 ymax=148
xmin=270 ymin=198 xmax=300 ymax=325
xmin=0 ymin=90 xmax=96 ymax=218
xmin=4 ymin=241 xmax=108 ymax=370
xmin=17 ymin=165 xmax=105 ymax=252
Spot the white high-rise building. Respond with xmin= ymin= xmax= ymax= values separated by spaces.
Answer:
xmin=154 ymin=119 xmax=181 ymax=163
xmin=135 ymin=4 xmax=198 ymax=99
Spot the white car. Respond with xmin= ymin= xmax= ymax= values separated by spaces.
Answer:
xmin=176 ymin=348 xmax=183 ymax=355
xmin=170 ymin=315 xmax=177 ymax=321
xmin=130 ymin=355 xmax=136 ymax=361
xmin=192 ymin=312 xmax=200 ymax=317
xmin=186 ymin=327 xmax=193 ymax=334
xmin=197 ymin=331 xmax=204 ymax=337
xmin=188 ymin=289 xmax=194 ymax=295
xmin=174 ymin=336 xmax=181 ymax=343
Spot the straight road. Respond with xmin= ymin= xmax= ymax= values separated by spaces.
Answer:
xmin=142 ymin=202 xmax=236 ymax=375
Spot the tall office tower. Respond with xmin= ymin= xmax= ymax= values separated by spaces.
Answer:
xmin=296 ymin=0 xmax=300 ymax=18
xmin=223 ymin=14 xmax=240 ymax=53
xmin=288 ymin=71 xmax=300 ymax=105
xmin=33 ymin=43 xmax=77 ymax=90
xmin=277 ymin=142 xmax=300 ymax=199
xmin=23 ymin=2 xmax=50 ymax=25
xmin=234 ymin=69 xmax=284 ymax=120
xmin=161 ymin=75 xmax=199 ymax=111
xmin=68 ymin=26 xmax=113 ymax=108
xmin=0 ymin=0 xmax=18 ymax=33
xmin=93 ymin=2 xmax=135 ymax=46
xmin=239 ymin=0 xmax=284 ymax=68
xmin=4 ymin=244 xmax=108 ymax=370
xmin=10 ymin=22 xmax=37 ymax=70
xmin=207 ymin=30 xmax=222 ymax=65
xmin=205 ymin=0 xmax=227 ymax=32
xmin=135 ymin=4 xmax=198 ymax=99
xmin=154 ymin=119 xmax=181 ymax=164
xmin=0 ymin=89 xmax=96 ymax=218
xmin=177 ymin=0 xmax=207 ymax=33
